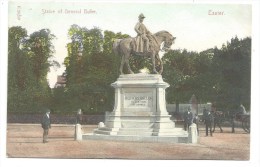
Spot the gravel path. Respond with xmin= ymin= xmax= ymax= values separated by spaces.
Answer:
xmin=6 ymin=124 xmax=250 ymax=160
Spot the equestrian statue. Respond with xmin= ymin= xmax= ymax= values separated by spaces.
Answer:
xmin=113 ymin=13 xmax=176 ymax=75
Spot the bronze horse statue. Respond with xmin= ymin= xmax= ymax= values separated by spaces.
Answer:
xmin=113 ymin=31 xmax=176 ymax=75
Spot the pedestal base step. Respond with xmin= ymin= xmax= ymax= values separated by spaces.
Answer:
xmin=82 ymin=133 xmax=189 ymax=143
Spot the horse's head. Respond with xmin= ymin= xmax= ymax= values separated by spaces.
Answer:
xmin=163 ymin=35 xmax=176 ymax=52
xmin=155 ymin=31 xmax=176 ymax=52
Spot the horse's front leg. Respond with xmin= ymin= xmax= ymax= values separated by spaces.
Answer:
xmin=120 ymin=54 xmax=125 ymax=75
xmin=156 ymin=54 xmax=163 ymax=74
xmin=125 ymin=54 xmax=134 ymax=74
xmin=151 ymin=54 xmax=159 ymax=74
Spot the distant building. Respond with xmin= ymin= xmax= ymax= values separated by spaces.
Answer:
xmin=54 ymin=73 xmax=66 ymax=88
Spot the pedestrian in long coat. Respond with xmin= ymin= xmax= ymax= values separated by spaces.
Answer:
xmin=41 ymin=110 xmax=51 ymax=143
xmin=203 ymin=109 xmax=214 ymax=136
xmin=183 ymin=108 xmax=194 ymax=131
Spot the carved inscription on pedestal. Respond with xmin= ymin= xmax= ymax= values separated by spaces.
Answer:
xmin=124 ymin=93 xmax=153 ymax=108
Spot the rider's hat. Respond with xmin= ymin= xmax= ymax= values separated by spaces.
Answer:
xmin=138 ymin=13 xmax=145 ymax=19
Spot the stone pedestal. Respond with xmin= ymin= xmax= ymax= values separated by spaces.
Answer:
xmin=83 ymin=74 xmax=190 ymax=143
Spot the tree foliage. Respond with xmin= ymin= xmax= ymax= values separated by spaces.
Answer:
xmin=8 ymin=26 xmax=57 ymax=113
xmin=162 ymin=37 xmax=251 ymax=111
xmin=53 ymin=25 xmax=129 ymax=113
xmin=211 ymin=37 xmax=251 ymax=110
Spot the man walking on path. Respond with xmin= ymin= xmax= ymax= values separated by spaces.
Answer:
xmin=203 ymin=108 xmax=214 ymax=136
xmin=183 ymin=107 xmax=194 ymax=131
xmin=41 ymin=109 xmax=51 ymax=143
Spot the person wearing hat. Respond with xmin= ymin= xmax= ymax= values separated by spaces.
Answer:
xmin=134 ymin=13 xmax=152 ymax=52
xmin=203 ymin=108 xmax=214 ymax=136
xmin=183 ymin=107 xmax=194 ymax=131
xmin=41 ymin=109 xmax=51 ymax=143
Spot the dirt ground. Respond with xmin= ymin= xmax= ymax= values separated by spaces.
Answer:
xmin=6 ymin=123 xmax=250 ymax=160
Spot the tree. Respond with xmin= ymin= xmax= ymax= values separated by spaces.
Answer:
xmin=163 ymin=49 xmax=199 ymax=104
xmin=26 ymin=29 xmax=56 ymax=85
xmin=8 ymin=26 xmax=57 ymax=113
xmin=8 ymin=27 xmax=28 ymax=89
xmin=58 ymin=26 xmax=130 ymax=113
xmin=163 ymin=37 xmax=251 ymax=112
xmin=212 ymin=37 xmax=251 ymax=111
xmin=62 ymin=25 xmax=105 ymax=112
xmin=8 ymin=26 xmax=30 ymax=112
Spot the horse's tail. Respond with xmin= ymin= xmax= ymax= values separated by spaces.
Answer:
xmin=113 ymin=39 xmax=122 ymax=56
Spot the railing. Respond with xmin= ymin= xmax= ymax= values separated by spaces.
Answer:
xmin=7 ymin=113 xmax=105 ymax=125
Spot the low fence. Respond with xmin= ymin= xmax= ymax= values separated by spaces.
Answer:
xmin=167 ymin=103 xmax=212 ymax=116
xmin=7 ymin=113 xmax=105 ymax=125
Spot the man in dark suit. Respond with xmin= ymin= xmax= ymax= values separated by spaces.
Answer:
xmin=183 ymin=107 xmax=194 ymax=131
xmin=203 ymin=108 xmax=214 ymax=136
xmin=41 ymin=110 xmax=51 ymax=143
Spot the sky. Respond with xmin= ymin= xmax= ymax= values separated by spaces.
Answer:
xmin=8 ymin=1 xmax=252 ymax=87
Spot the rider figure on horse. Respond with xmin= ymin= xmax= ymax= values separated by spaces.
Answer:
xmin=134 ymin=13 xmax=153 ymax=53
